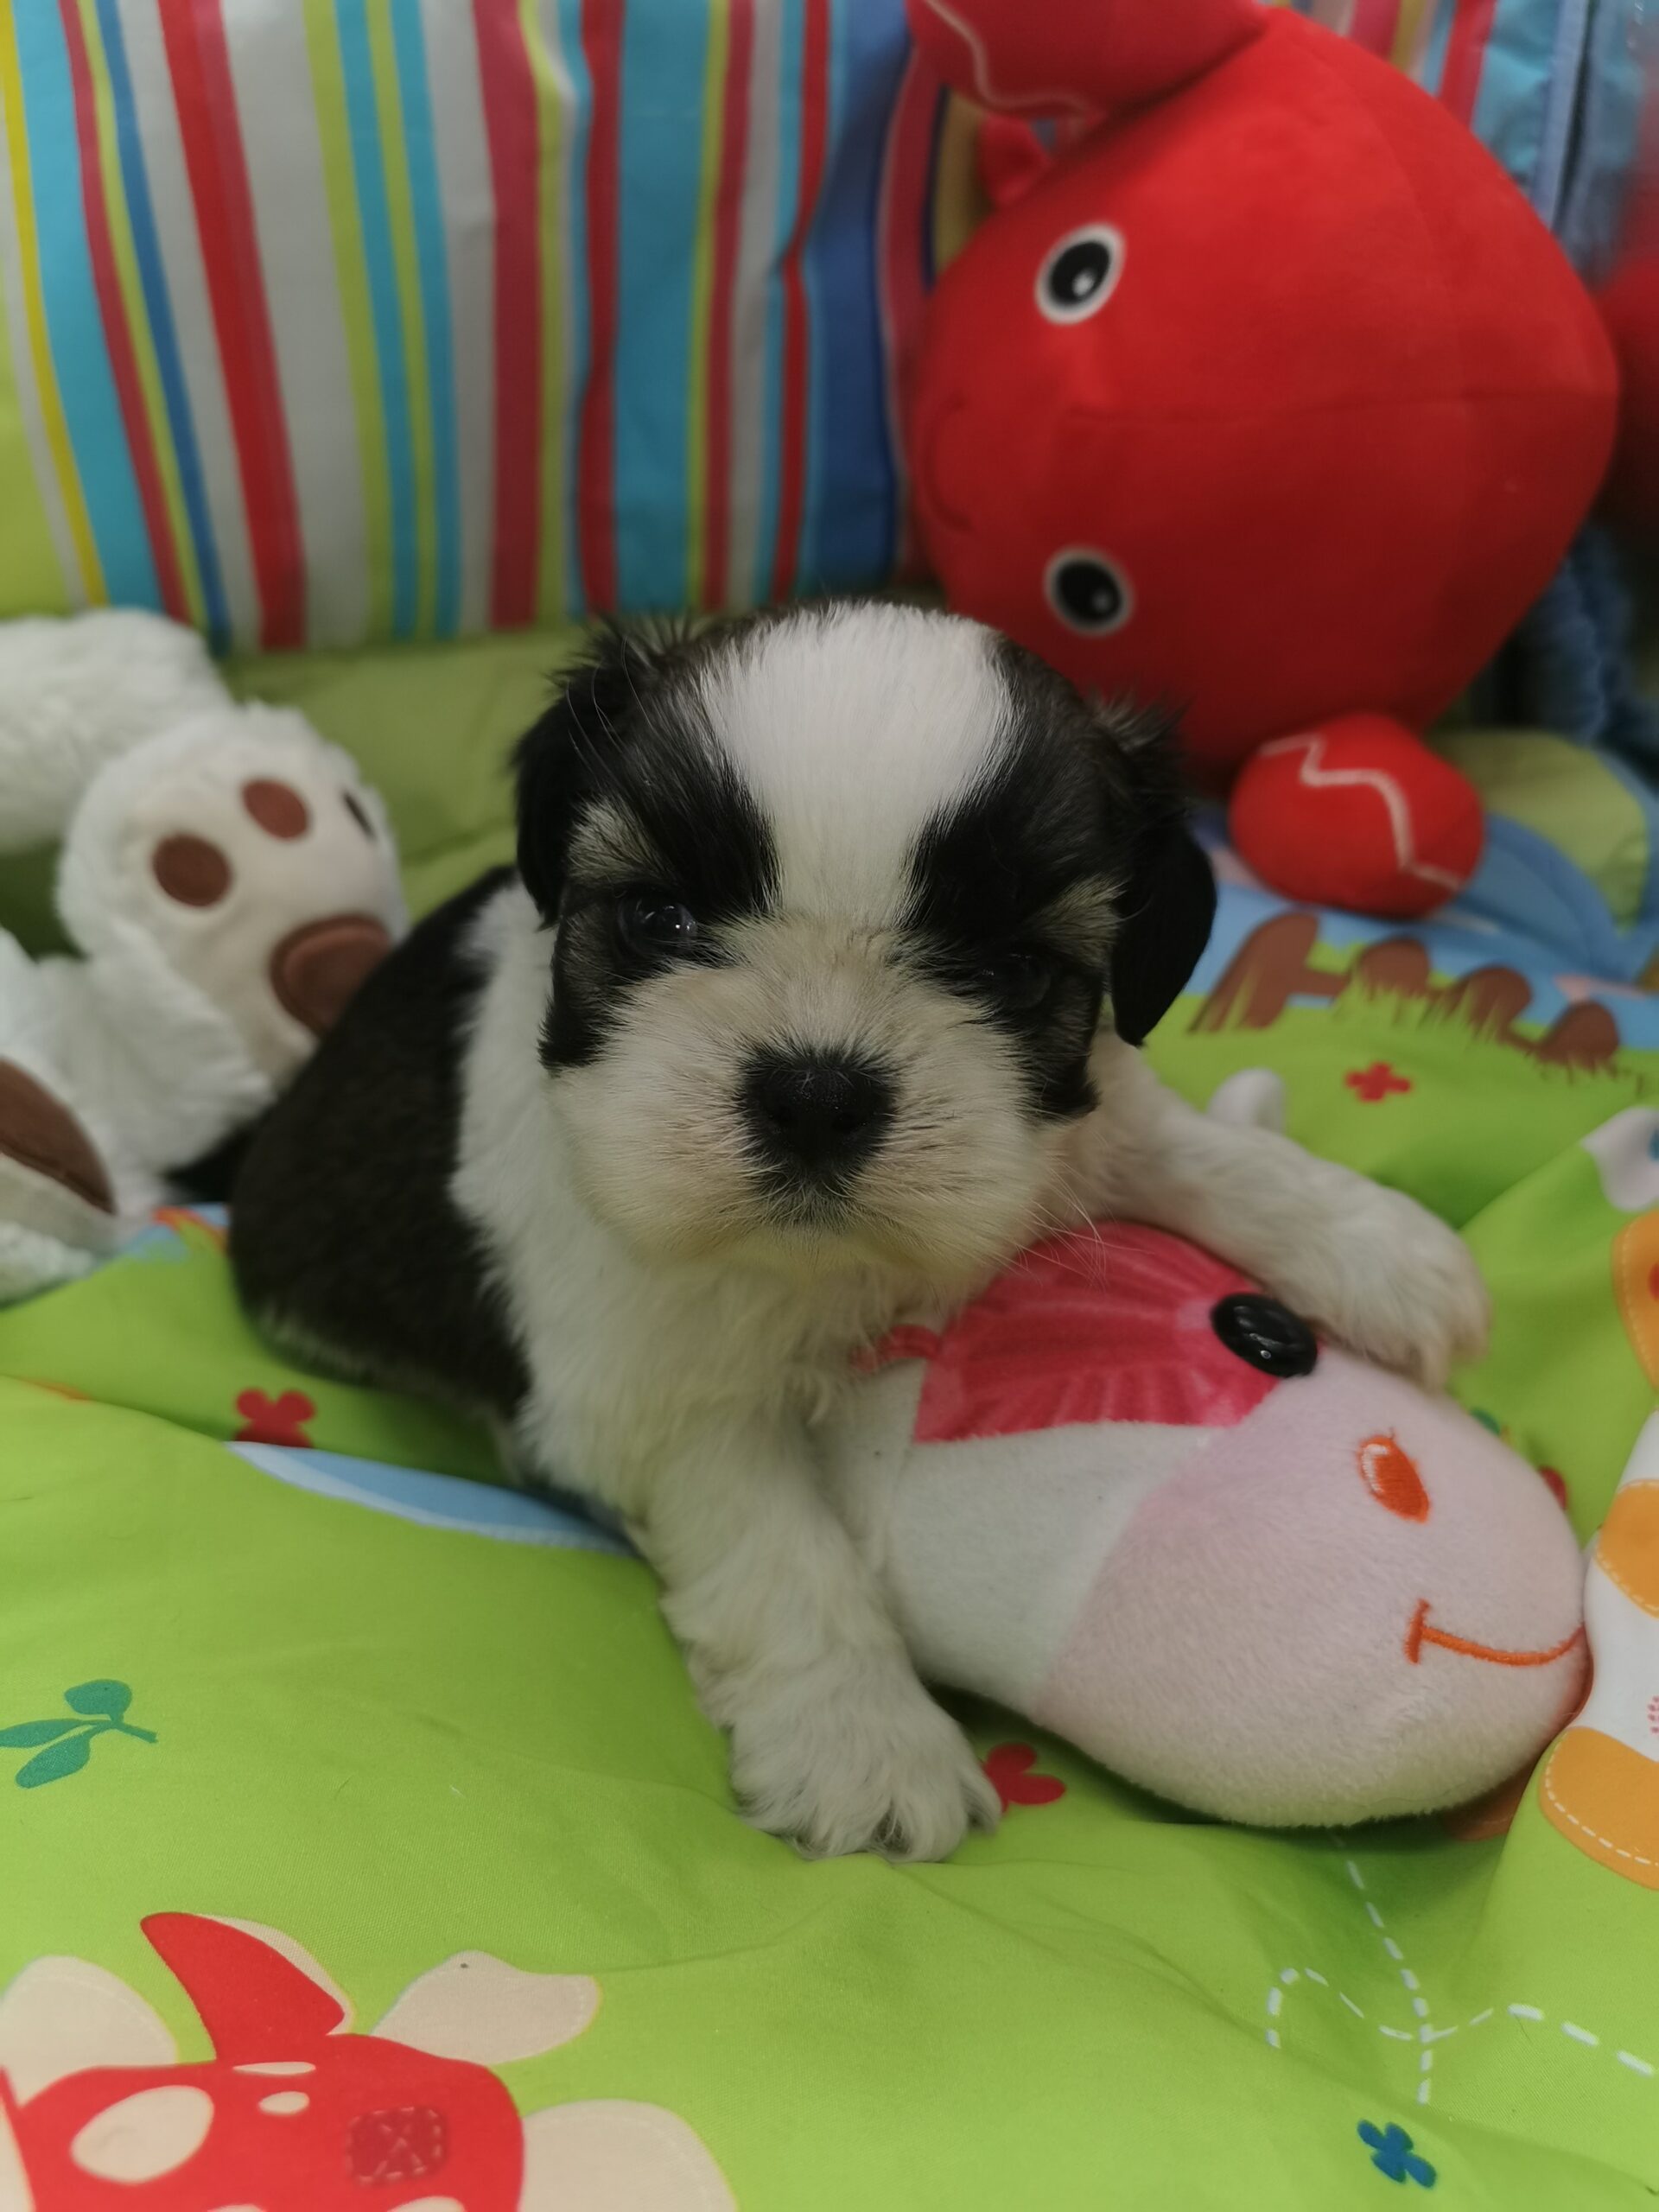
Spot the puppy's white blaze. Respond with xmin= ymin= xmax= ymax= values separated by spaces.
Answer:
xmin=698 ymin=603 xmax=1012 ymax=923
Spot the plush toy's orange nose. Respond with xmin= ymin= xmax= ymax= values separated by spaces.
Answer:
xmin=1357 ymin=1432 xmax=1429 ymax=1521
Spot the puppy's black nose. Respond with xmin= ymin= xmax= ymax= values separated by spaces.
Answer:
xmin=742 ymin=1053 xmax=894 ymax=1177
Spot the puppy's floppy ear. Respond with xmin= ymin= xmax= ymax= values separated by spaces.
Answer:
xmin=1100 ymin=705 xmax=1216 ymax=1047
xmin=515 ymin=622 xmax=689 ymax=920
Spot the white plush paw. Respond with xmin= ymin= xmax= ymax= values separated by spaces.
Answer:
xmin=63 ymin=706 xmax=404 ymax=1090
xmin=726 ymin=1663 xmax=1000 ymax=1862
xmin=0 ymin=1222 xmax=101 ymax=1305
xmin=1269 ymin=1183 xmax=1491 ymax=1390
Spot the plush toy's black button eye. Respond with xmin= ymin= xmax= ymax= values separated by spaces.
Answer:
xmin=1047 ymin=238 xmax=1110 ymax=308
xmin=1211 ymin=1294 xmax=1318 ymax=1378
xmin=1045 ymin=551 xmax=1131 ymax=633
xmin=1036 ymin=225 xmax=1124 ymax=323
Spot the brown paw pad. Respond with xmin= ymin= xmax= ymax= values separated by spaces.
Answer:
xmin=271 ymin=914 xmax=393 ymax=1036
xmin=0 ymin=1059 xmax=114 ymax=1212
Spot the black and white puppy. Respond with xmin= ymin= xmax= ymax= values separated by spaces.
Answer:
xmin=232 ymin=602 xmax=1489 ymax=1859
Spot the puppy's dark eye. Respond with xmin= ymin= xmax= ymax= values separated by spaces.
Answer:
xmin=1045 ymin=550 xmax=1133 ymax=634
xmin=977 ymin=950 xmax=1055 ymax=1014
xmin=1037 ymin=225 xmax=1123 ymax=322
xmin=614 ymin=891 xmax=701 ymax=960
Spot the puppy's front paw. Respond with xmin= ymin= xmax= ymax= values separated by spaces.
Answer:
xmin=1274 ymin=1185 xmax=1490 ymax=1390
xmin=727 ymin=1665 xmax=1000 ymax=1862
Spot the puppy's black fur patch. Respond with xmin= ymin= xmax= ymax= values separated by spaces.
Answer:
xmin=905 ymin=641 xmax=1213 ymax=1114
xmin=1087 ymin=690 xmax=1217 ymax=1050
xmin=231 ymin=870 xmax=527 ymax=1417
xmin=906 ymin=741 xmax=1110 ymax=1119
xmin=516 ymin=625 xmax=779 ymax=1071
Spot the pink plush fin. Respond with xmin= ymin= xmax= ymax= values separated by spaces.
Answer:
xmin=976 ymin=117 xmax=1053 ymax=210
xmin=142 ymin=1915 xmax=348 ymax=2056
xmin=906 ymin=0 xmax=1262 ymax=119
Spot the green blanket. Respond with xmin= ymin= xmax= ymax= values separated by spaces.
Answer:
xmin=2 ymin=635 xmax=1656 ymax=2209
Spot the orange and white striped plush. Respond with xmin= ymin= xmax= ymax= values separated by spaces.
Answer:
xmin=1541 ymin=1420 xmax=1659 ymax=1884
xmin=828 ymin=1222 xmax=1586 ymax=1827
xmin=1539 ymin=1201 xmax=1659 ymax=1883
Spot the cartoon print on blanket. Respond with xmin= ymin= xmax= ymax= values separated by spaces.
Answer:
xmin=1193 ymin=911 xmax=1622 ymax=1071
xmin=0 ymin=1914 xmax=734 ymax=2210
xmin=6 ymin=594 xmax=1659 ymax=2204
xmin=1262 ymin=1853 xmax=1659 ymax=2109
xmin=1147 ymin=872 xmax=1659 ymax=1243
xmin=3 ymin=1103 xmax=1659 ymax=2202
xmin=0 ymin=1681 xmax=156 ymax=1791
xmin=229 ymin=1439 xmax=632 ymax=1554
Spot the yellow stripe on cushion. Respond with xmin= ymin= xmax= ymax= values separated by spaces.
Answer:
xmin=302 ymin=0 xmax=392 ymax=639
xmin=684 ymin=0 xmax=729 ymax=608
xmin=73 ymin=0 xmax=205 ymax=627
xmin=365 ymin=0 xmax=435 ymax=636
xmin=520 ymin=0 xmax=570 ymax=626
xmin=0 ymin=6 xmax=102 ymax=601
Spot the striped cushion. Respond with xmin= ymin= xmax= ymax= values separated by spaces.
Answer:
xmin=0 ymin=3 xmax=1640 ymax=653
xmin=0 ymin=0 xmax=978 ymax=651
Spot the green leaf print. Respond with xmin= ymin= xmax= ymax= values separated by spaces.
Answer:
xmin=0 ymin=1719 xmax=78 ymax=1748
xmin=64 ymin=1680 xmax=130 ymax=1720
xmin=16 ymin=1732 xmax=92 ymax=1787
xmin=1 ymin=1681 xmax=155 ymax=1787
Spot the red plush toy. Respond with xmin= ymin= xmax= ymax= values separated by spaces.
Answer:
xmin=906 ymin=0 xmax=1618 ymax=919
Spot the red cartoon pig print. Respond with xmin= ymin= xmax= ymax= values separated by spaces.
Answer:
xmin=0 ymin=1914 xmax=734 ymax=2209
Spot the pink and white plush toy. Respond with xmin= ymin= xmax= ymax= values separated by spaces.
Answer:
xmin=826 ymin=1223 xmax=1586 ymax=1827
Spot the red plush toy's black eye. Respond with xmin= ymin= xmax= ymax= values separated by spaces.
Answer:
xmin=1036 ymin=225 xmax=1123 ymax=322
xmin=1045 ymin=549 xmax=1133 ymax=634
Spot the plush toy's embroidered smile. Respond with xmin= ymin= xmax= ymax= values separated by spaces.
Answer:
xmin=1405 ymin=1599 xmax=1586 ymax=1672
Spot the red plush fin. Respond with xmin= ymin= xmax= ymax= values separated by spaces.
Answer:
xmin=976 ymin=116 xmax=1053 ymax=210
xmin=143 ymin=1914 xmax=348 ymax=2056
xmin=880 ymin=1224 xmax=1277 ymax=1443
xmin=906 ymin=0 xmax=1261 ymax=119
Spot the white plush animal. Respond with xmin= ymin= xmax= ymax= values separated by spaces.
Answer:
xmin=0 ymin=613 xmax=405 ymax=1302
xmin=0 ymin=609 xmax=227 ymax=851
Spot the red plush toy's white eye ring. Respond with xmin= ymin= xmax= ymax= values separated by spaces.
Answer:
xmin=1044 ymin=547 xmax=1135 ymax=634
xmin=1035 ymin=223 xmax=1124 ymax=323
